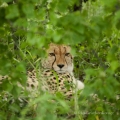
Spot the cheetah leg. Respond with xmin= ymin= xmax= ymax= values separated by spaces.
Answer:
xmin=73 ymin=78 xmax=84 ymax=90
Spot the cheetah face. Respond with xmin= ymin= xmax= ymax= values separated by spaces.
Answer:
xmin=42 ymin=43 xmax=73 ymax=75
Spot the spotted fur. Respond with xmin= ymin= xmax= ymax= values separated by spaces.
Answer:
xmin=0 ymin=43 xmax=84 ymax=99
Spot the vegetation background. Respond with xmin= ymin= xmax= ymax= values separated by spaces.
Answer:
xmin=0 ymin=0 xmax=120 ymax=119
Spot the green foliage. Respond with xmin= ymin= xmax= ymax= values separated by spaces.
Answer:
xmin=0 ymin=0 xmax=120 ymax=120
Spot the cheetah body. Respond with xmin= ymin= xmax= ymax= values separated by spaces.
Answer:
xmin=0 ymin=43 xmax=84 ymax=99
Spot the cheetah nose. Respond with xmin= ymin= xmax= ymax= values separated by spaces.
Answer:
xmin=57 ymin=64 xmax=64 ymax=68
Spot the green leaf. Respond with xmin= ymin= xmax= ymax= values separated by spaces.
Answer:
xmin=22 ymin=3 xmax=34 ymax=17
xmin=110 ymin=61 xmax=119 ymax=71
xmin=2 ymin=0 xmax=12 ymax=2
xmin=6 ymin=4 xmax=19 ymax=19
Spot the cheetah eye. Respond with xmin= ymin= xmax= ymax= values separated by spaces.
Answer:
xmin=65 ymin=53 xmax=70 ymax=56
xmin=49 ymin=53 xmax=55 ymax=56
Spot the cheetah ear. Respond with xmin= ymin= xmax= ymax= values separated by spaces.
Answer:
xmin=49 ymin=43 xmax=56 ymax=46
xmin=71 ymin=55 xmax=74 ymax=59
xmin=65 ymin=45 xmax=71 ymax=52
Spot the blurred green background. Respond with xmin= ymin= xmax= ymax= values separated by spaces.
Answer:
xmin=0 ymin=0 xmax=120 ymax=119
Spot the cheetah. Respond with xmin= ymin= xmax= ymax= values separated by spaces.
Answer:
xmin=0 ymin=43 xmax=84 ymax=99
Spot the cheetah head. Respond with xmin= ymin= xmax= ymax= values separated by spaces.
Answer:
xmin=42 ymin=43 xmax=73 ymax=75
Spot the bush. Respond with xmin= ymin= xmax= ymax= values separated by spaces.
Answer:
xmin=0 ymin=0 xmax=120 ymax=119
